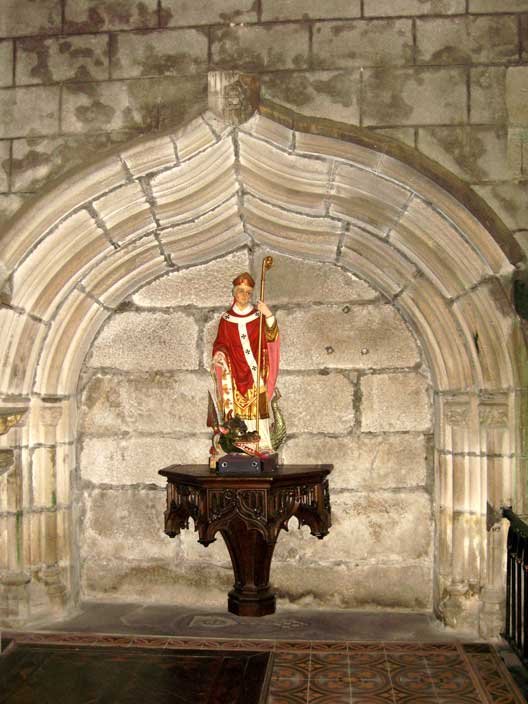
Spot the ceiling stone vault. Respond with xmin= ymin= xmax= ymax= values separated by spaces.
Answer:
xmin=0 ymin=72 xmax=526 ymax=637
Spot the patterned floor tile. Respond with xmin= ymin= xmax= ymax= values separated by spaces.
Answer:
xmin=464 ymin=649 xmax=526 ymax=703
xmin=308 ymin=692 xmax=351 ymax=703
xmin=349 ymin=654 xmax=393 ymax=699
xmin=268 ymin=678 xmax=309 ymax=703
xmin=388 ymin=662 xmax=436 ymax=700
xmin=310 ymin=640 xmax=348 ymax=652
xmin=271 ymin=671 xmax=307 ymax=688
xmin=349 ymin=694 xmax=395 ymax=703
xmin=347 ymin=642 xmax=386 ymax=652
xmin=426 ymin=665 xmax=481 ymax=700
xmin=311 ymin=652 xmax=349 ymax=679
xmin=272 ymin=654 xmax=311 ymax=684
xmin=4 ymin=632 xmax=527 ymax=704
xmin=276 ymin=640 xmax=312 ymax=652
xmin=384 ymin=641 xmax=458 ymax=653
xmin=309 ymin=678 xmax=351 ymax=704
xmin=424 ymin=651 xmax=467 ymax=668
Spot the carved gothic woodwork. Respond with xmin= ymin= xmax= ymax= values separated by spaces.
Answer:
xmin=160 ymin=464 xmax=332 ymax=617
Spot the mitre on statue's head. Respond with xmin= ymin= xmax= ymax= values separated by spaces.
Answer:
xmin=232 ymin=272 xmax=255 ymax=288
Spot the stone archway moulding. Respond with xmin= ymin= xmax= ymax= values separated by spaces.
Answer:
xmin=0 ymin=72 xmax=526 ymax=635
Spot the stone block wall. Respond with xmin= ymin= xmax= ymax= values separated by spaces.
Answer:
xmin=79 ymin=249 xmax=434 ymax=609
xmin=0 ymin=0 xmax=527 ymax=252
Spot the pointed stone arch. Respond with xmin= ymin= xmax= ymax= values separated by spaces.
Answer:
xmin=0 ymin=82 xmax=525 ymax=635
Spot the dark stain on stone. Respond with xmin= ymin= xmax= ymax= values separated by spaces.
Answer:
xmin=312 ymin=73 xmax=355 ymax=108
xmin=121 ymin=105 xmax=142 ymax=129
xmin=137 ymin=1 xmax=155 ymax=25
xmin=65 ymin=2 xmax=156 ymax=32
xmin=514 ymin=276 xmax=528 ymax=321
xmin=292 ymin=53 xmax=307 ymax=69
xmin=212 ymin=27 xmax=290 ymax=71
xmin=98 ymin=1 xmax=133 ymax=28
xmin=20 ymin=38 xmax=52 ymax=83
xmin=65 ymin=82 xmax=99 ymax=98
xmin=158 ymin=77 xmax=208 ymax=129
xmin=139 ymin=48 xmax=203 ymax=77
xmin=473 ymin=331 xmax=480 ymax=355
xmin=75 ymin=100 xmax=116 ymax=127
xmin=65 ymin=7 xmax=106 ymax=33
xmin=331 ymin=22 xmax=355 ymax=38
xmin=82 ymin=375 xmax=106 ymax=413
xmin=430 ymin=46 xmax=471 ymax=64
xmin=521 ymin=15 xmax=528 ymax=62
xmin=219 ymin=9 xmax=249 ymax=23
xmin=425 ymin=126 xmax=491 ymax=181
xmin=263 ymin=74 xmax=312 ymax=107
xmin=364 ymin=69 xmax=414 ymax=123
xmin=73 ymin=65 xmax=96 ymax=83
xmin=159 ymin=6 xmax=173 ymax=28
xmin=11 ymin=148 xmax=50 ymax=181
xmin=125 ymin=81 xmax=159 ymax=129
xmin=70 ymin=47 xmax=96 ymax=60
xmin=486 ymin=278 xmax=515 ymax=319
xmin=215 ymin=43 xmax=267 ymax=71
xmin=1 ymin=157 xmax=10 ymax=185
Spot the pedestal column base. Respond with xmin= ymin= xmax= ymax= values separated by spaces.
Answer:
xmin=228 ymin=587 xmax=276 ymax=617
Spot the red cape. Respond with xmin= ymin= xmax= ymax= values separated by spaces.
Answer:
xmin=212 ymin=306 xmax=279 ymax=397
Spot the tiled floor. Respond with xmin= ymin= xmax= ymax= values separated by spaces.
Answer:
xmin=2 ymin=631 xmax=525 ymax=704
xmin=269 ymin=642 xmax=524 ymax=704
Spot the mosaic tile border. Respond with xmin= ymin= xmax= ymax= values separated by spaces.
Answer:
xmin=2 ymin=631 xmax=525 ymax=703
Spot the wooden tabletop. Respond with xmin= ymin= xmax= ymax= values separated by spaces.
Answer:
xmin=159 ymin=463 xmax=333 ymax=485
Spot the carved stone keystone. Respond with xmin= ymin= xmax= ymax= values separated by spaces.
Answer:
xmin=208 ymin=71 xmax=260 ymax=125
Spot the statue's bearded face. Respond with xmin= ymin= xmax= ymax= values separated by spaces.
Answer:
xmin=234 ymin=284 xmax=253 ymax=308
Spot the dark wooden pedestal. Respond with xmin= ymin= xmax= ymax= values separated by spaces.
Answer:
xmin=159 ymin=464 xmax=332 ymax=617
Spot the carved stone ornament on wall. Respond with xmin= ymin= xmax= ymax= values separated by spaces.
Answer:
xmin=444 ymin=403 xmax=470 ymax=426
xmin=208 ymin=71 xmax=260 ymax=125
xmin=479 ymin=404 xmax=509 ymax=427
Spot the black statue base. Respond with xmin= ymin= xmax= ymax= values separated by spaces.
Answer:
xmin=216 ymin=453 xmax=278 ymax=474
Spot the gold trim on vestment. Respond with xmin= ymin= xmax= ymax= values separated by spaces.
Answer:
xmin=265 ymin=317 xmax=279 ymax=342
xmin=233 ymin=385 xmax=270 ymax=419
